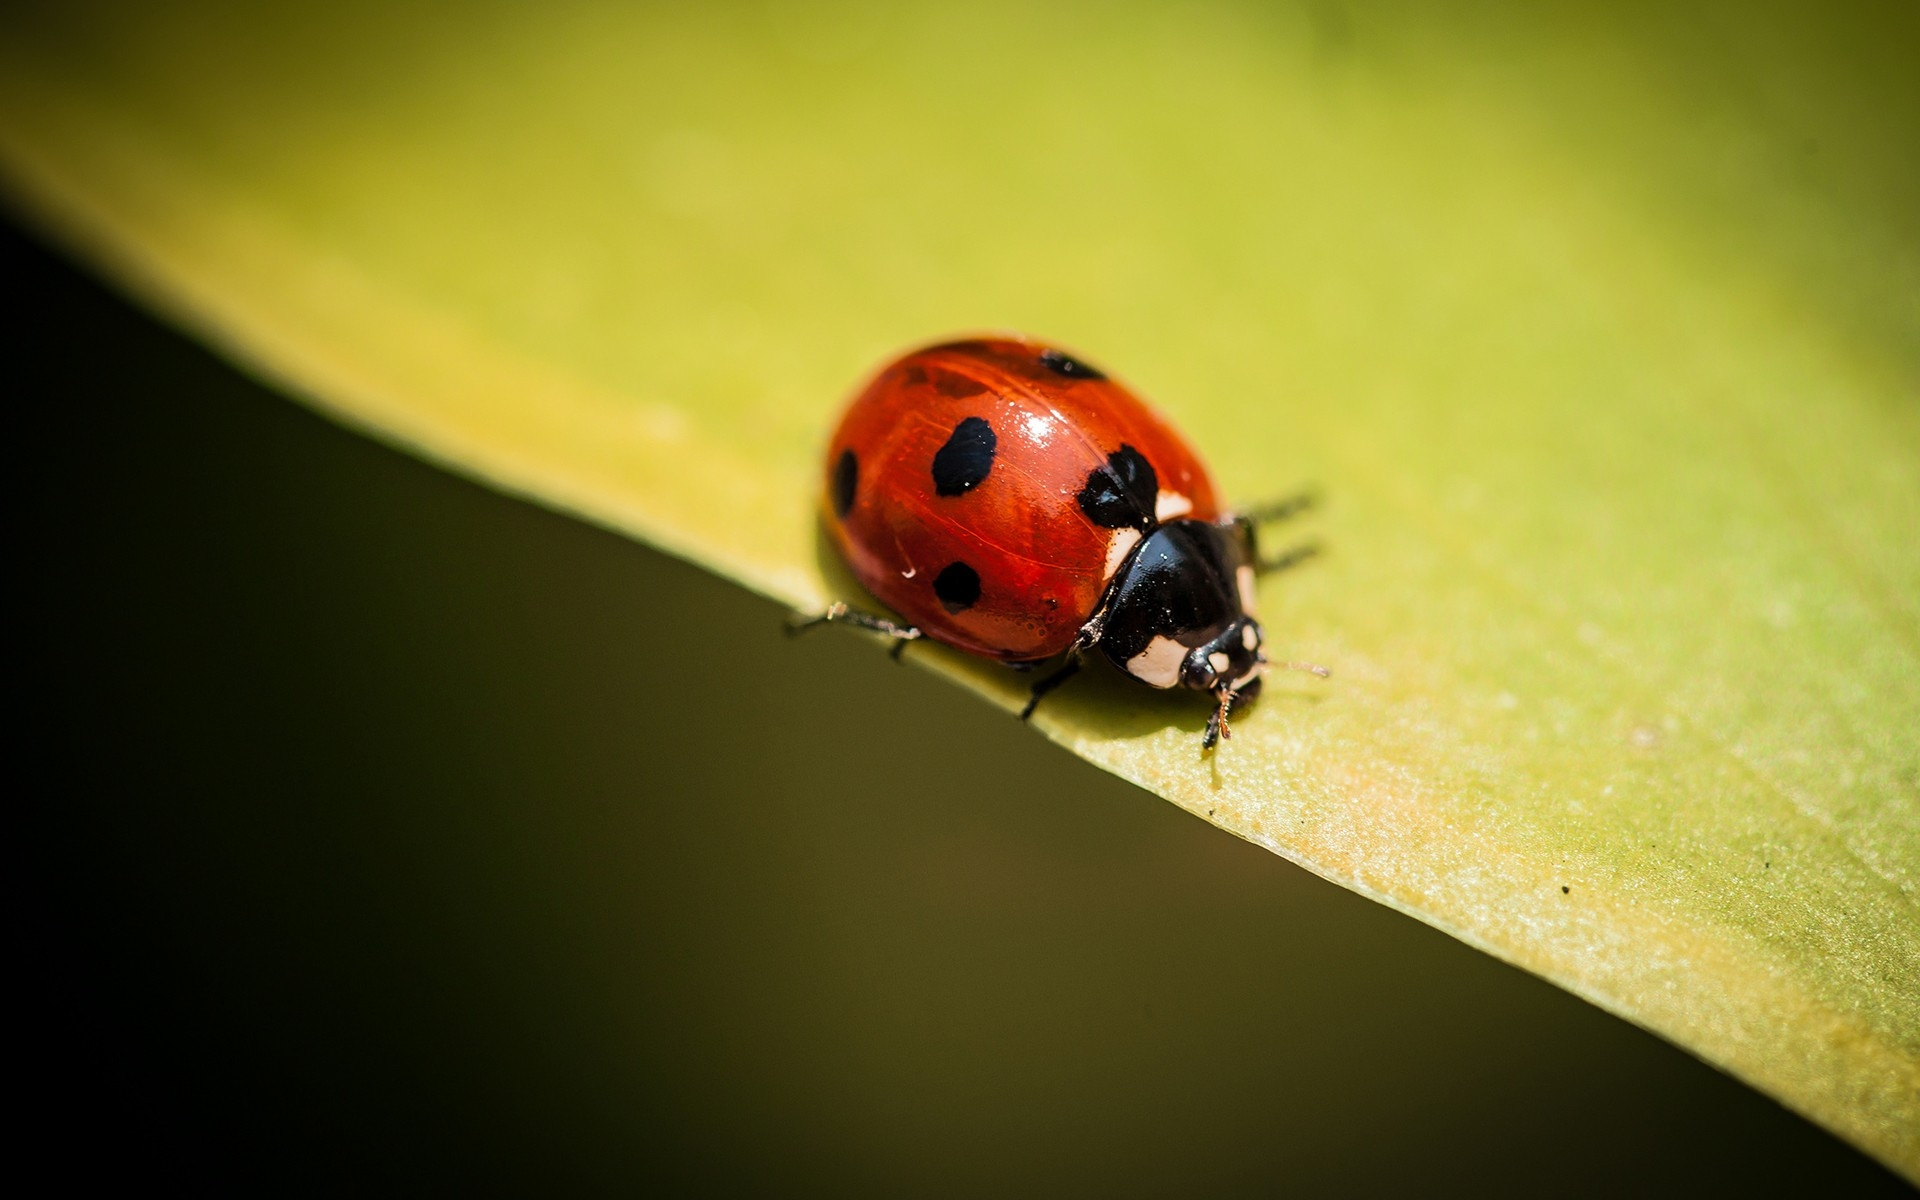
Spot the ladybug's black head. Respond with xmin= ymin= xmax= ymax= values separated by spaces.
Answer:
xmin=1177 ymin=616 xmax=1265 ymax=693
xmin=1097 ymin=519 xmax=1264 ymax=693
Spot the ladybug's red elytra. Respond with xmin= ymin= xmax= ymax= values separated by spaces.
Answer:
xmin=795 ymin=336 xmax=1325 ymax=749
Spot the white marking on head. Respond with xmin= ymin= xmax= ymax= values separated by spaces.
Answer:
xmin=1103 ymin=527 xmax=1143 ymax=580
xmin=1125 ymin=635 xmax=1186 ymax=688
xmin=1155 ymin=490 xmax=1192 ymax=522
xmin=1236 ymin=565 xmax=1257 ymax=614
xmin=1208 ymin=651 xmax=1231 ymax=676
xmin=1242 ymin=623 xmax=1259 ymax=651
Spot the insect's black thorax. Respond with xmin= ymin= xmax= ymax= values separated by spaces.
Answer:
xmin=1098 ymin=519 xmax=1262 ymax=692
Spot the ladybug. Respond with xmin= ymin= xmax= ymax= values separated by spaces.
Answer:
xmin=796 ymin=336 xmax=1324 ymax=749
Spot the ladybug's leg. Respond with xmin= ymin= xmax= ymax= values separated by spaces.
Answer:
xmin=1205 ymin=683 xmax=1236 ymax=748
xmin=1228 ymin=516 xmax=1322 ymax=576
xmin=1019 ymin=659 xmax=1081 ymax=721
xmin=1202 ymin=699 xmax=1227 ymax=751
xmin=1227 ymin=514 xmax=1322 ymax=578
xmin=1236 ymin=489 xmax=1318 ymax=526
xmin=1229 ymin=489 xmax=1322 ymax=575
xmin=786 ymin=602 xmax=923 ymax=660
xmin=1255 ymin=540 xmax=1321 ymax=577
xmin=1201 ymin=678 xmax=1264 ymax=752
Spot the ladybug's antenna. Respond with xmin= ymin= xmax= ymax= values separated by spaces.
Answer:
xmin=1254 ymin=654 xmax=1330 ymax=680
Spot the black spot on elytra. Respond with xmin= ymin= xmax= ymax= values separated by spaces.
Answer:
xmin=831 ymin=449 xmax=858 ymax=517
xmin=1039 ymin=348 xmax=1107 ymax=381
xmin=1077 ymin=444 xmax=1158 ymax=529
xmin=932 ymin=416 xmax=996 ymax=496
xmin=933 ymin=561 xmax=981 ymax=612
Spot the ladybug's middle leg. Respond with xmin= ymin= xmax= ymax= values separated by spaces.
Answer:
xmin=1019 ymin=658 xmax=1081 ymax=721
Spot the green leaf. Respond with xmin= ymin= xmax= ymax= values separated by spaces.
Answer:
xmin=3 ymin=0 xmax=1914 ymax=1177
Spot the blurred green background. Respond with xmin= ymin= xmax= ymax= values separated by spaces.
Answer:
xmin=15 ymin=218 xmax=1907 ymax=1192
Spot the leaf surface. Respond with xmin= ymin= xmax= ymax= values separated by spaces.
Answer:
xmin=2 ymin=0 xmax=1915 ymax=1176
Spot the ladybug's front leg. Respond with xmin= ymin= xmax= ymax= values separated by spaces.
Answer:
xmin=786 ymin=602 xmax=924 ymax=661
xmin=1202 ymin=677 xmax=1264 ymax=752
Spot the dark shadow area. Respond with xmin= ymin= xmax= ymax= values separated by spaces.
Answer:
xmin=11 ymin=214 xmax=1909 ymax=1196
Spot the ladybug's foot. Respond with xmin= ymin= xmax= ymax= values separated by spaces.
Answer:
xmin=1202 ymin=678 xmax=1273 ymax=752
xmin=1019 ymin=659 xmax=1081 ymax=721
xmin=1202 ymin=689 xmax=1234 ymax=752
xmin=786 ymin=602 xmax=923 ymax=659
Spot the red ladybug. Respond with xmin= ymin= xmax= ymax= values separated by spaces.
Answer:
xmin=798 ymin=336 xmax=1324 ymax=749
